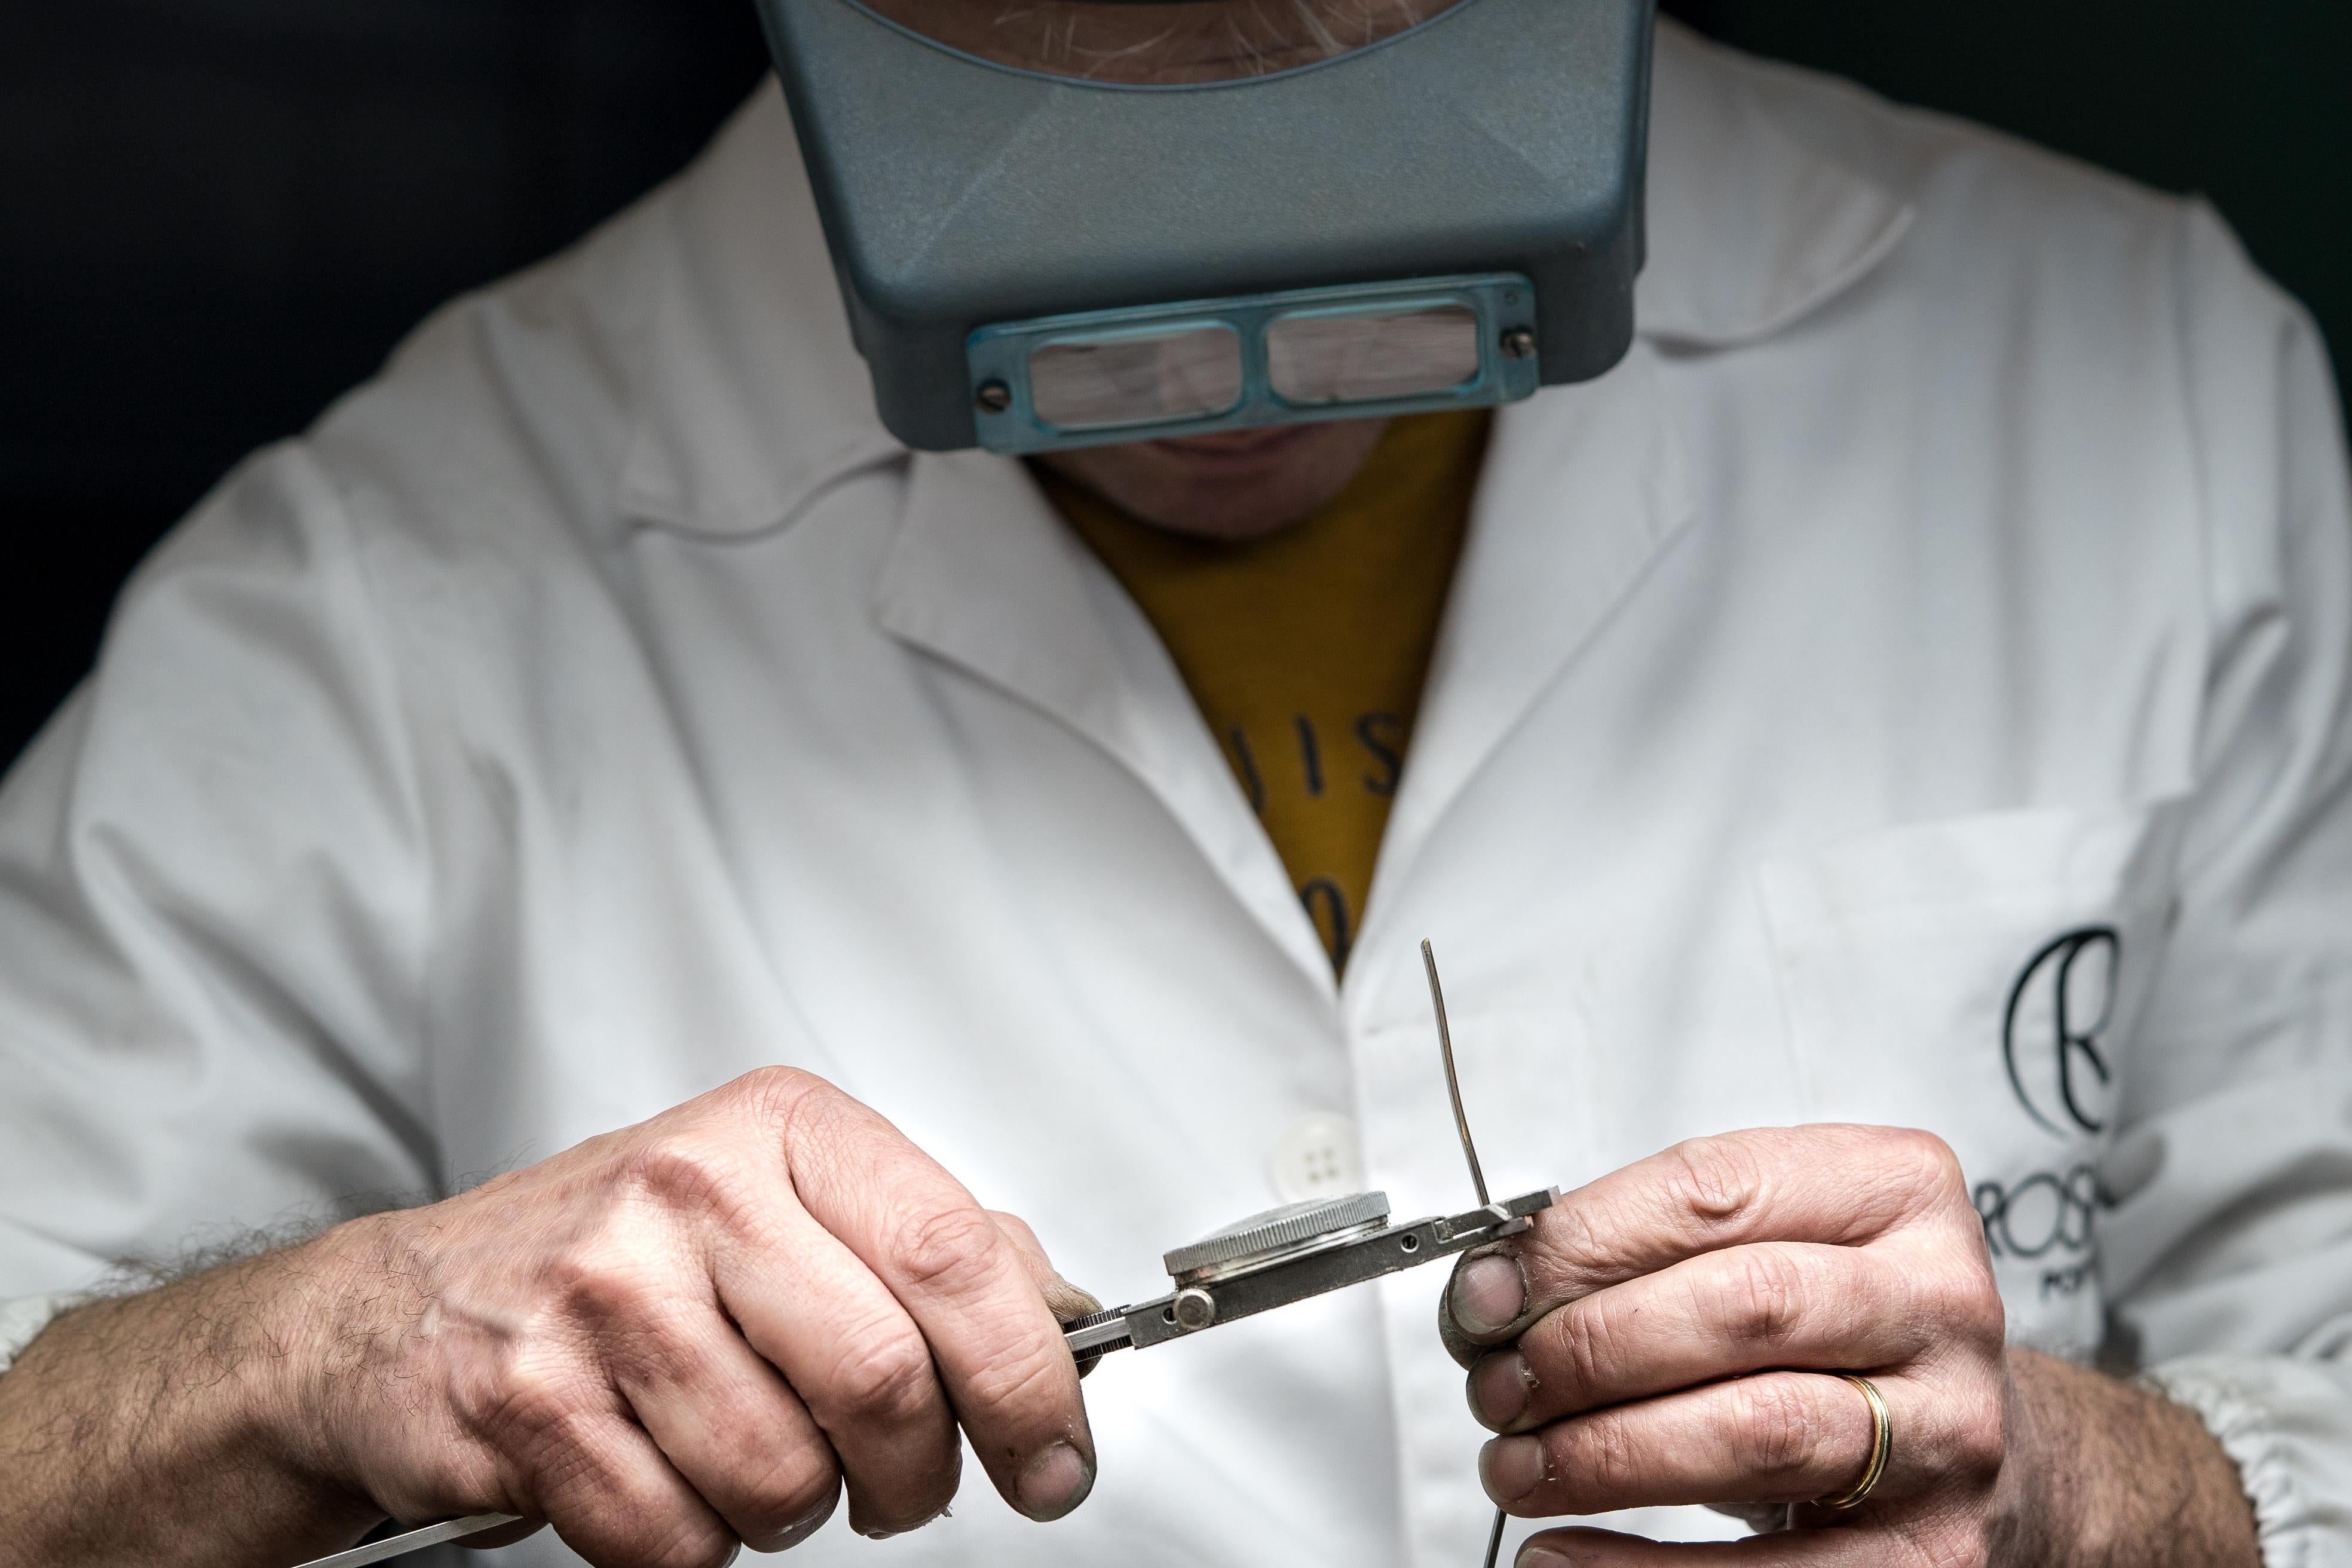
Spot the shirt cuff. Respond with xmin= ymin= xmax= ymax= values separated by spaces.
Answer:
xmin=0 ymin=1294 xmax=83 ymax=1375
xmin=2147 ymin=1352 xmax=2352 ymax=1568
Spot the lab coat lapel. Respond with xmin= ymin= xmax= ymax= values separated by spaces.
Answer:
xmin=874 ymin=450 xmax=1340 ymax=996
xmin=1355 ymin=24 xmax=1918 ymax=981
xmin=1355 ymin=348 xmax=1698 ymax=970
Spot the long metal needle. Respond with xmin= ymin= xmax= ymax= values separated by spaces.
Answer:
xmin=1482 ymin=1507 xmax=1509 ymax=1568
xmin=1422 ymin=939 xmax=1512 ymax=1568
xmin=298 ymin=1513 xmax=519 ymax=1568
xmin=1422 ymin=939 xmax=1490 ymax=1208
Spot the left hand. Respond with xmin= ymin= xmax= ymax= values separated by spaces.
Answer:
xmin=1440 ymin=1125 xmax=2251 ymax=1566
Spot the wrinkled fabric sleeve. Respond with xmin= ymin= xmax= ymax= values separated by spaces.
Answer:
xmin=2102 ymin=201 xmax=2352 ymax=1565
xmin=0 ymin=442 xmax=440 ymax=1359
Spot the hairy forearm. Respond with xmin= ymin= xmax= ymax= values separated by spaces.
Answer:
xmin=2009 ymin=1349 xmax=2261 ymax=1568
xmin=0 ymin=1239 xmax=378 ymax=1568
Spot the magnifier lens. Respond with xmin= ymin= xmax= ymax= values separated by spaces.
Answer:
xmin=1030 ymin=326 xmax=1247 ymax=430
xmin=1266 ymin=304 xmax=1482 ymax=406
xmin=849 ymin=0 xmax=1472 ymax=85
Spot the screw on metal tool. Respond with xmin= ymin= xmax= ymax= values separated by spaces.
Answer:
xmin=1423 ymin=938 xmax=1512 ymax=1568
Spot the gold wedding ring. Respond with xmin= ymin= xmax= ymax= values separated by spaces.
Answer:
xmin=1814 ymin=1374 xmax=1892 ymax=1511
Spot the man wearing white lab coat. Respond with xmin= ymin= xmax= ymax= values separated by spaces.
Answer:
xmin=2 ymin=18 xmax=2350 ymax=1568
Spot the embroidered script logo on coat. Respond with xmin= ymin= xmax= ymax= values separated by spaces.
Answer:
xmin=1977 ymin=927 xmax=2122 ymax=1294
xmin=2001 ymin=927 xmax=2121 ymax=1137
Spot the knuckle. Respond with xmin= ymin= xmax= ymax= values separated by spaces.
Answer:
xmin=1949 ymin=1392 xmax=2008 ymax=1479
xmin=957 ymin=1331 xmax=1065 ymax=1416
xmin=1955 ymin=1272 xmax=2008 ymax=1340
xmin=1717 ymin=1248 xmax=1808 ymax=1346
xmin=503 ymin=1396 xmax=626 ymax=1502
xmin=824 ymin=1324 xmax=940 ymax=1427
xmin=1535 ymin=1301 xmax=1613 ymax=1396
xmin=990 ymin=1209 xmax=1045 ymax=1260
xmin=474 ymin=1347 xmax=601 ymax=1450
xmin=1667 ymin=1135 xmax=1764 ymax=1232
xmin=1913 ymin=1254 xmax=2006 ymax=1344
xmin=625 ymin=1135 xmax=742 ymax=1217
xmin=1526 ymin=1196 xmax=1609 ymax=1290
xmin=549 ymin=1235 xmax=672 ymax=1330
xmin=730 ymin=1065 xmax=828 ymax=1126
xmin=1729 ymin=1376 xmax=1822 ymax=1480
xmin=892 ymin=1203 xmax=1007 ymax=1299
xmin=1888 ymin=1127 xmax=1967 ymax=1201
xmin=1574 ymin=1415 xmax=1641 ymax=1500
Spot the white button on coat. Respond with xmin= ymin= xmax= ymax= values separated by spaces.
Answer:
xmin=3 ymin=22 xmax=2351 ymax=1568
xmin=1270 ymin=1113 xmax=1368 ymax=1205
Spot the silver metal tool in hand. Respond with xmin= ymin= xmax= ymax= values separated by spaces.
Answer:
xmin=299 ymin=939 xmax=1538 ymax=1568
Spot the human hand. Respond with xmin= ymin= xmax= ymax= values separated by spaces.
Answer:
xmin=289 ymin=1068 xmax=1095 ymax=1567
xmin=1440 ymin=1126 xmax=2257 ymax=1566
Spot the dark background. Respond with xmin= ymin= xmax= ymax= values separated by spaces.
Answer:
xmin=4 ymin=1 xmax=2347 ymax=771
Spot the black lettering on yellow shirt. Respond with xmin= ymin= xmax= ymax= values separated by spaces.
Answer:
xmin=1041 ymin=412 xmax=1490 ymax=972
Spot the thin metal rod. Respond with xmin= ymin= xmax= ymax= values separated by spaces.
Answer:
xmin=295 ymin=1513 xmax=520 ymax=1568
xmin=1482 ymin=1506 xmax=1508 ymax=1568
xmin=1422 ymin=938 xmax=1490 ymax=1207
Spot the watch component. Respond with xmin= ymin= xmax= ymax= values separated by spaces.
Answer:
xmin=1163 ymin=1191 xmax=1393 ymax=1281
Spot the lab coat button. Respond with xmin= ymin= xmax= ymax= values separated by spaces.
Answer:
xmin=1269 ymin=1111 xmax=1364 ymax=1203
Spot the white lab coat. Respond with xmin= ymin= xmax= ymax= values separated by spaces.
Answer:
xmin=4 ymin=20 xmax=2350 ymax=1567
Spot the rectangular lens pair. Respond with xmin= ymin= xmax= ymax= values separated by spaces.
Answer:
xmin=969 ymin=275 xmax=1537 ymax=455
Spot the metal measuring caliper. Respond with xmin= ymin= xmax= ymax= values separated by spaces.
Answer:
xmin=299 ymin=939 xmax=1544 ymax=1568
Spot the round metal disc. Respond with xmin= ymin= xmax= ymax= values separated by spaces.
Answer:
xmin=1161 ymin=1190 xmax=1391 ymax=1279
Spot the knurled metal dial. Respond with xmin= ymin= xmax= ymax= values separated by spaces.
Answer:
xmin=1161 ymin=1191 xmax=1391 ymax=1281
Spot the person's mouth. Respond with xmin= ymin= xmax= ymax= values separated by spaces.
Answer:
xmin=1148 ymin=422 xmax=1322 ymax=470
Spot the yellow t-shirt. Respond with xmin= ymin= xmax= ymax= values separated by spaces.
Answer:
xmin=1042 ymin=411 xmax=1490 ymax=971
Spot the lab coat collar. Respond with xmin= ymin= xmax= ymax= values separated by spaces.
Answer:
xmin=873 ymin=451 xmax=1345 ymax=994
xmin=613 ymin=90 xmax=899 ymax=541
xmin=1636 ymin=20 xmax=1918 ymax=350
xmin=614 ymin=22 xmax=1915 ymax=540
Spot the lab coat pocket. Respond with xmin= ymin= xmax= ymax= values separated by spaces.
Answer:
xmin=1756 ymin=803 xmax=2180 ymax=1356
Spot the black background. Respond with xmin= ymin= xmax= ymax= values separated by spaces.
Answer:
xmin=4 ymin=1 xmax=2347 ymax=770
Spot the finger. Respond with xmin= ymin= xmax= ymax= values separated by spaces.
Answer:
xmin=614 ymin=1092 xmax=959 ymax=1538
xmin=1514 ymin=1525 xmax=1874 ymax=1567
xmin=712 ymin=1195 xmax=961 ymax=1537
xmin=501 ymin=1398 xmax=739 ymax=1568
xmin=990 ymin=1210 xmax=1105 ymax=1325
xmin=603 ymin=1289 xmax=844 ymax=1551
xmin=1469 ymin=1242 xmax=1933 ymax=1432
xmin=1447 ymin=1127 xmax=1967 ymax=1346
xmin=1478 ymin=1371 xmax=1896 ymax=1520
xmin=770 ymin=1077 xmax=1095 ymax=1524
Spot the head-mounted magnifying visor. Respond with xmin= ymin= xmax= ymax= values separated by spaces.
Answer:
xmin=758 ymin=0 xmax=1656 ymax=454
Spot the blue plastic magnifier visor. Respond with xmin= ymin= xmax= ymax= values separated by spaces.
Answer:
xmin=970 ymin=273 xmax=1539 ymax=455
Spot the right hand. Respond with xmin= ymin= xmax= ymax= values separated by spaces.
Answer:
xmin=281 ymin=1068 xmax=1097 ymax=1567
